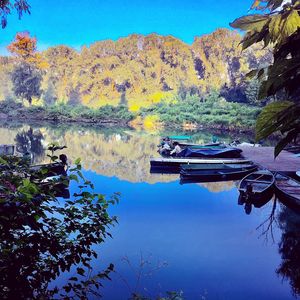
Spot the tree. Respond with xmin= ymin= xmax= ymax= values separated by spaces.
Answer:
xmin=68 ymin=84 xmax=81 ymax=105
xmin=43 ymin=79 xmax=57 ymax=106
xmin=231 ymin=0 xmax=300 ymax=156
xmin=11 ymin=62 xmax=42 ymax=105
xmin=0 ymin=0 xmax=30 ymax=28
xmin=7 ymin=31 xmax=48 ymax=69
xmin=7 ymin=31 xmax=36 ymax=59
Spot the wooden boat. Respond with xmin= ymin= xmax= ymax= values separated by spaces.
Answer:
xmin=150 ymin=157 xmax=252 ymax=173
xmin=181 ymin=163 xmax=256 ymax=172
xmin=30 ymin=162 xmax=68 ymax=177
xmin=275 ymin=172 xmax=300 ymax=211
xmin=0 ymin=144 xmax=15 ymax=156
xmin=284 ymin=145 xmax=300 ymax=154
xmin=180 ymin=164 xmax=257 ymax=183
xmin=238 ymin=170 xmax=275 ymax=202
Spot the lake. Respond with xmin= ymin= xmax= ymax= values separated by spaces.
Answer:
xmin=1 ymin=122 xmax=298 ymax=300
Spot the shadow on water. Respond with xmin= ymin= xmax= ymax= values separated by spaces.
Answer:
xmin=0 ymin=121 xmax=299 ymax=299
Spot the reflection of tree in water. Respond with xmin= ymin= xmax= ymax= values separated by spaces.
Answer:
xmin=276 ymin=205 xmax=300 ymax=297
xmin=15 ymin=127 xmax=45 ymax=163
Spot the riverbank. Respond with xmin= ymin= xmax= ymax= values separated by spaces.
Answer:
xmin=0 ymin=99 xmax=260 ymax=133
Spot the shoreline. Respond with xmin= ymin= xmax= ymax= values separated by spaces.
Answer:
xmin=0 ymin=114 xmax=255 ymax=135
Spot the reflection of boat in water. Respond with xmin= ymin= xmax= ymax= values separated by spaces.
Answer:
xmin=275 ymin=172 xmax=300 ymax=212
xmin=238 ymin=190 xmax=274 ymax=215
xmin=238 ymin=170 xmax=275 ymax=214
xmin=180 ymin=164 xmax=257 ymax=183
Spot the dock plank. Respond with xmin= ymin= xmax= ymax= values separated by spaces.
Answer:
xmin=239 ymin=146 xmax=300 ymax=172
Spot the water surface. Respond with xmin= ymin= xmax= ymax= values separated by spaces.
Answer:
xmin=1 ymin=123 xmax=298 ymax=300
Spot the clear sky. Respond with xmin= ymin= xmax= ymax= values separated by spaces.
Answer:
xmin=0 ymin=0 xmax=254 ymax=54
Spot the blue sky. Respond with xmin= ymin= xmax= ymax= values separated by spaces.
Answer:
xmin=0 ymin=0 xmax=254 ymax=54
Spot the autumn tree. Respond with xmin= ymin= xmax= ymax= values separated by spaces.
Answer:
xmin=0 ymin=0 xmax=30 ymax=28
xmin=231 ymin=0 xmax=300 ymax=156
xmin=11 ymin=62 xmax=42 ymax=105
xmin=7 ymin=31 xmax=47 ymax=69
xmin=7 ymin=31 xmax=36 ymax=59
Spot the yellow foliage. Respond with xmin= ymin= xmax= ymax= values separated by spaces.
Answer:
xmin=129 ymin=103 xmax=141 ymax=112
xmin=143 ymin=114 xmax=162 ymax=132
xmin=1 ymin=29 xmax=272 ymax=108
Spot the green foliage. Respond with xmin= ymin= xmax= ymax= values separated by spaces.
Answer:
xmin=0 ymin=98 xmax=23 ymax=113
xmin=0 ymin=101 xmax=135 ymax=124
xmin=0 ymin=146 xmax=118 ymax=299
xmin=256 ymin=101 xmax=300 ymax=157
xmin=141 ymin=95 xmax=260 ymax=129
xmin=231 ymin=0 xmax=300 ymax=155
xmin=11 ymin=62 xmax=42 ymax=105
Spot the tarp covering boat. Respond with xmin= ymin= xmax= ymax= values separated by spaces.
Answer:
xmin=169 ymin=135 xmax=191 ymax=140
xmin=178 ymin=147 xmax=242 ymax=158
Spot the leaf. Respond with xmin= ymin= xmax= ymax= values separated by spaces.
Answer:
xmin=69 ymin=174 xmax=79 ymax=182
xmin=269 ymin=14 xmax=282 ymax=41
xmin=246 ymin=69 xmax=258 ymax=79
xmin=74 ymin=158 xmax=81 ymax=165
xmin=274 ymin=128 xmax=299 ymax=157
xmin=77 ymin=267 xmax=85 ymax=276
xmin=255 ymin=101 xmax=293 ymax=141
xmin=230 ymin=14 xmax=269 ymax=31
xmin=281 ymin=10 xmax=300 ymax=40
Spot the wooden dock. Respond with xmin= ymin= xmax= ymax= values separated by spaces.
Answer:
xmin=240 ymin=146 xmax=300 ymax=172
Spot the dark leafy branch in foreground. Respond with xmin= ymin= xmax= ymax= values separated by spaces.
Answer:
xmin=0 ymin=0 xmax=30 ymax=28
xmin=231 ymin=0 xmax=300 ymax=157
xmin=0 ymin=144 xmax=118 ymax=299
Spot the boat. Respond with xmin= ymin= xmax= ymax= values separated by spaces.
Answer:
xmin=150 ymin=157 xmax=252 ymax=172
xmin=238 ymin=170 xmax=275 ymax=203
xmin=178 ymin=142 xmax=224 ymax=148
xmin=178 ymin=147 xmax=243 ymax=158
xmin=181 ymin=163 xmax=256 ymax=172
xmin=275 ymin=172 xmax=300 ymax=211
xmin=169 ymin=135 xmax=192 ymax=141
xmin=284 ymin=145 xmax=300 ymax=154
xmin=180 ymin=164 xmax=257 ymax=183
xmin=0 ymin=144 xmax=15 ymax=156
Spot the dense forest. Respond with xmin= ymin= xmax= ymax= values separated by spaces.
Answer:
xmin=0 ymin=28 xmax=272 ymax=108
xmin=0 ymin=28 xmax=272 ymax=130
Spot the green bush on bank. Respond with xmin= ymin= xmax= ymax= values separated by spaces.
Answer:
xmin=0 ymin=95 xmax=260 ymax=129
xmin=0 ymin=100 xmax=135 ymax=123
xmin=140 ymin=95 xmax=261 ymax=128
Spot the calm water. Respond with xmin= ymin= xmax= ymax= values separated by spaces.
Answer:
xmin=1 ymin=123 xmax=298 ymax=300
